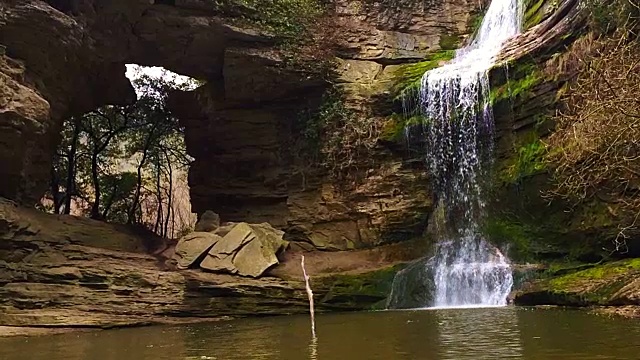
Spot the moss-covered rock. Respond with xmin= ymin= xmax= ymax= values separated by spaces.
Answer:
xmin=439 ymin=34 xmax=462 ymax=51
xmin=390 ymin=50 xmax=456 ymax=97
xmin=489 ymin=64 xmax=544 ymax=105
xmin=314 ymin=264 xmax=406 ymax=311
xmin=523 ymin=0 xmax=561 ymax=30
xmin=386 ymin=257 xmax=435 ymax=309
xmin=514 ymin=258 xmax=640 ymax=306
xmin=379 ymin=114 xmax=426 ymax=143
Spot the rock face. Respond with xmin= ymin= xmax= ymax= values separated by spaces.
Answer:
xmin=0 ymin=199 xmax=418 ymax=328
xmin=513 ymin=259 xmax=640 ymax=307
xmin=0 ymin=0 xmax=268 ymax=203
xmin=0 ymin=0 xmax=483 ymax=250
xmin=173 ymin=0 xmax=485 ymax=250
xmin=386 ymin=257 xmax=435 ymax=309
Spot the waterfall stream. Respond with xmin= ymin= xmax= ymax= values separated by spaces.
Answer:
xmin=424 ymin=0 xmax=522 ymax=308
xmin=392 ymin=0 xmax=524 ymax=309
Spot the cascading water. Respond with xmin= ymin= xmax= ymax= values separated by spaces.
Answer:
xmin=397 ymin=0 xmax=524 ymax=308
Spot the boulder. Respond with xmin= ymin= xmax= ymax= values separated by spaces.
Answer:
xmin=172 ymin=232 xmax=222 ymax=269
xmin=200 ymin=222 xmax=288 ymax=277
xmin=194 ymin=210 xmax=221 ymax=232
xmin=212 ymin=222 xmax=237 ymax=237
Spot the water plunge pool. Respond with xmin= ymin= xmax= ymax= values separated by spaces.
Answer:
xmin=1 ymin=307 xmax=638 ymax=360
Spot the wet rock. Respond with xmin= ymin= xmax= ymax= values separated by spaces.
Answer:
xmin=200 ymin=223 xmax=288 ymax=277
xmin=386 ymin=257 xmax=435 ymax=309
xmin=172 ymin=232 xmax=222 ymax=269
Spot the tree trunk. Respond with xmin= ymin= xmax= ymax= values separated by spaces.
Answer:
xmin=101 ymin=180 xmax=118 ymax=219
xmin=64 ymin=120 xmax=81 ymax=214
xmin=50 ymin=161 xmax=62 ymax=214
xmin=90 ymin=151 xmax=101 ymax=219
xmin=128 ymin=125 xmax=157 ymax=224
xmin=163 ymin=147 xmax=173 ymax=239
xmin=154 ymin=155 xmax=163 ymax=236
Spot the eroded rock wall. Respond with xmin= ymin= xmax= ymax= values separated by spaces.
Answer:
xmin=175 ymin=0 xmax=484 ymax=250
xmin=0 ymin=0 xmax=271 ymax=203
xmin=0 ymin=199 xmax=415 ymax=327
xmin=0 ymin=0 xmax=483 ymax=249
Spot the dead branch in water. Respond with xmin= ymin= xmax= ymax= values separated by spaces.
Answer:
xmin=301 ymin=255 xmax=316 ymax=338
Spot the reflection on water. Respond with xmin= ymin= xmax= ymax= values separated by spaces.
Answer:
xmin=1 ymin=308 xmax=639 ymax=360
xmin=434 ymin=307 xmax=522 ymax=359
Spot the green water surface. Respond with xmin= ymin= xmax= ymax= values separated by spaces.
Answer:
xmin=1 ymin=307 xmax=638 ymax=359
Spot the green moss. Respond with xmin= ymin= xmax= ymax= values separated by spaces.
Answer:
xmin=380 ymin=114 xmax=426 ymax=142
xmin=524 ymin=0 xmax=545 ymax=29
xmin=546 ymin=262 xmax=599 ymax=276
xmin=391 ymin=50 xmax=456 ymax=98
xmin=500 ymin=134 xmax=547 ymax=184
xmin=467 ymin=8 xmax=486 ymax=37
xmin=483 ymin=218 xmax=536 ymax=261
xmin=439 ymin=34 xmax=461 ymax=51
xmin=515 ymin=259 xmax=640 ymax=306
xmin=490 ymin=68 xmax=543 ymax=104
xmin=545 ymin=259 xmax=640 ymax=302
xmin=523 ymin=0 xmax=563 ymax=30
xmin=316 ymin=265 xmax=405 ymax=310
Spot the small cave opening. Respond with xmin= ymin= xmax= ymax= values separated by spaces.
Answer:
xmin=40 ymin=64 xmax=201 ymax=240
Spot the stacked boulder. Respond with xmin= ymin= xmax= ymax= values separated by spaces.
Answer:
xmin=172 ymin=211 xmax=288 ymax=277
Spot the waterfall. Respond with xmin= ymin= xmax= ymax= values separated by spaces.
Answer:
xmin=408 ymin=0 xmax=523 ymax=308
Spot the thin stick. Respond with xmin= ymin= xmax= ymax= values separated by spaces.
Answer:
xmin=301 ymin=255 xmax=316 ymax=338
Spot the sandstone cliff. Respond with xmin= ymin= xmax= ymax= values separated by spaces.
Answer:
xmin=1 ymin=0 xmax=637 ymax=326
xmin=0 ymin=198 xmax=427 ymax=328
xmin=0 ymin=0 xmax=490 ymax=250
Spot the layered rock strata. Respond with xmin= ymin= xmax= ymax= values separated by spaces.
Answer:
xmin=0 ymin=0 xmax=486 ymax=249
xmin=0 ymin=199 xmax=421 ymax=328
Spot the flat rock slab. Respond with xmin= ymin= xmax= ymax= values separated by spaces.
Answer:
xmin=173 ymin=232 xmax=222 ymax=269
xmin=200 ymin=222 xmax=287 ymax=277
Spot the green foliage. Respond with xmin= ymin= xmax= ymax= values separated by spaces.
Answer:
xmin=46 ymin=72 xmax=193 ymax=238
xmin=236 ymin=0 xmax=324 ymax=38
xmin=391 ymin=50 xmax=455 ymax=98
xmin=99 ymin=172 xmax=138 ymax=224
xmin=294 ymin=89 xmax=351 ymax=160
